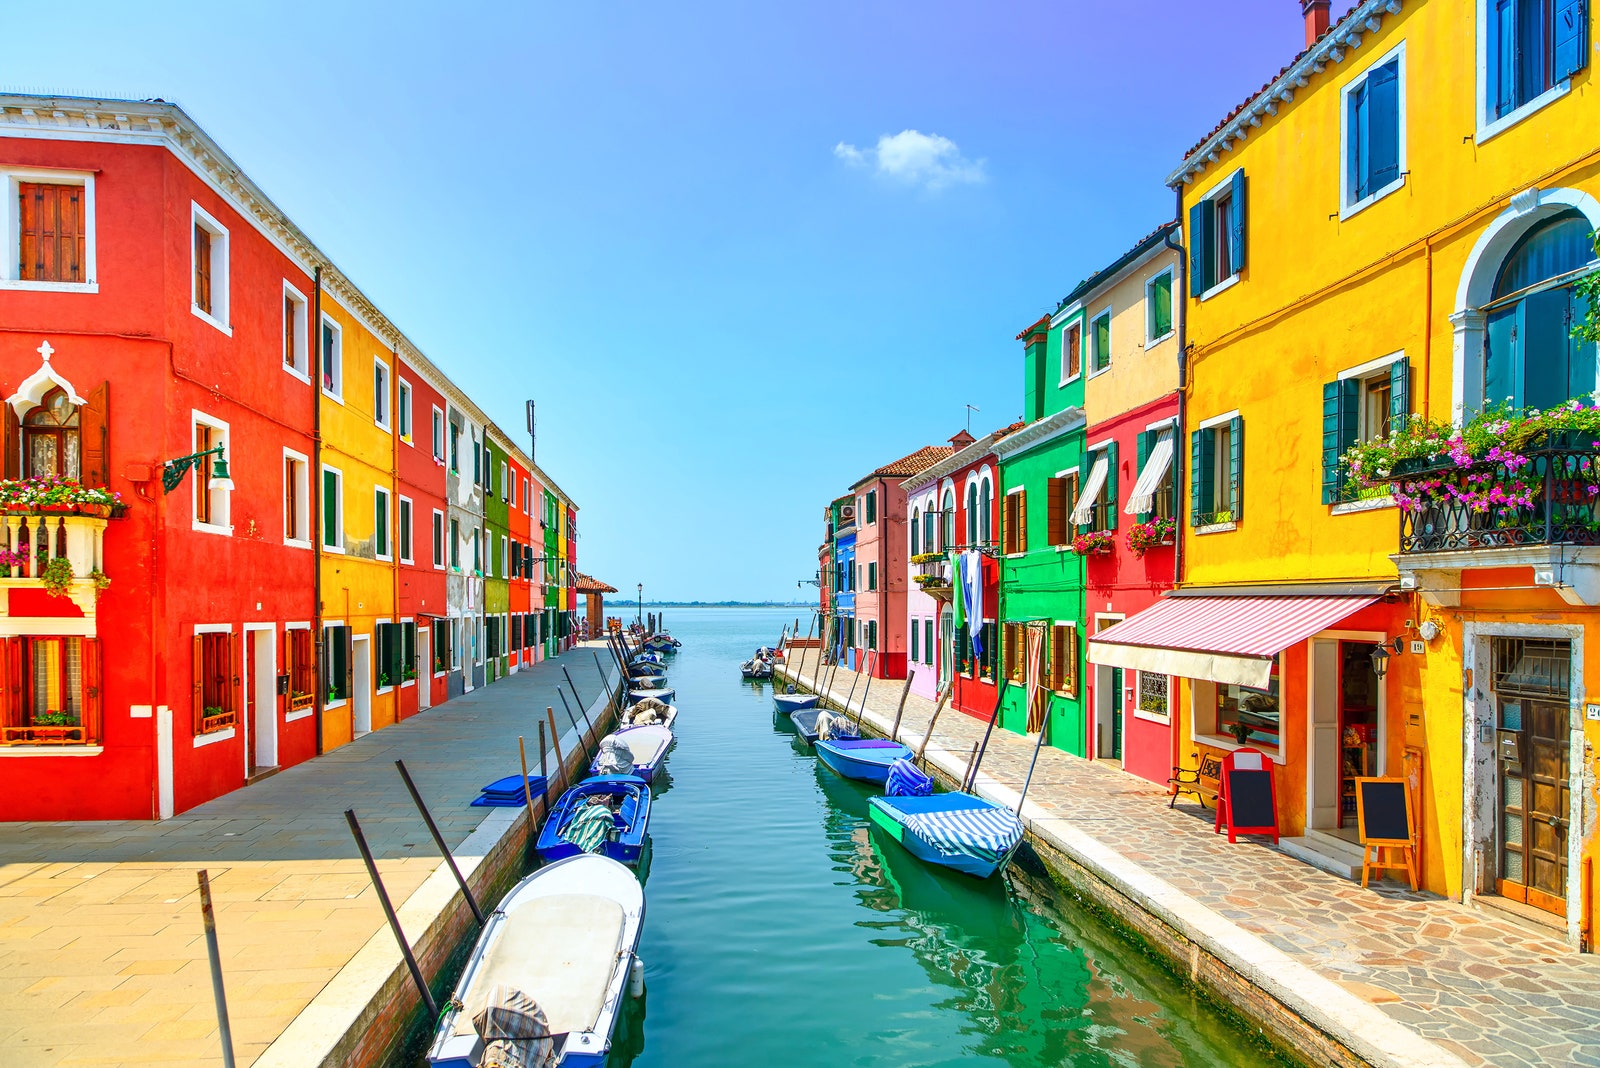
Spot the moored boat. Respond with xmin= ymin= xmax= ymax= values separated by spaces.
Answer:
xmin=772 ymin=691 xmax=819 ymax=714
xmin=427 ymin=853 xmax=645 ymax=1067
xmin=867 ymin=791 xmax=1025 ymax=879
xmin=788 ymin=707 xmax=858 ymax=744
xmin=535 ymin=775 xmax=652 ymax=866
xmin=814 ymin=738 xmax=914 ymax=783
xmin=628 ymin=686 xmax=675 ymax=705
xmin=589 ymin=725 xmax=675 ymax=783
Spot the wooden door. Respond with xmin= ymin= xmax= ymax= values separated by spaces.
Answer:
xmin=1497 ymin=697 xmax=1570 ymax=915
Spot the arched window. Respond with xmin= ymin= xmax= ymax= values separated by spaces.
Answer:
xmin=23 ymin=388 xmax=80 ymax=481
xmin=910 ymin=508 xmax=921 ymax=555
xmin=1484 ymin=209 xmax=1598 ymax=411
xmin=922 ymin=500 xmax=935 ymax=552
xmin=966 ymin=483 xmax=979 ymax=546
xmin=978 ymin=477 xmax=992 ymax=544
xmin=941 ymin=489 xmax=955 ymax=549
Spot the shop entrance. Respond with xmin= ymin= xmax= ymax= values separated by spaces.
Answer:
xmin=1308 ymin=637 xmax=1382 ymax=840
xmin=1094 ymin=616 xmax=1123 ymax=762
xmin=1490 ymin=638 xmax=1571 ymax=917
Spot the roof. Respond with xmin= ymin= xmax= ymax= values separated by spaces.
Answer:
xmin=902 ymin=421 xmax=1027 ymax=488
xmin=1014 ymin=314 xmax=1051 ymax=342
xmin=1056 ymin=221 xmax=1180 ymax=313
xmin=573 ymin=572 xmax=616 ymax=594
xmin=852 ymin=445 xmax=954 ymax=488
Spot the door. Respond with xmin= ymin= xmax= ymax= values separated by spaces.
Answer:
xmin=1309 ymin=639 xmax=1341 ymax=830
xmin=417 ymin=627 xmax=431 ymax=711
xmin=938 ymin=610 xmax=953 ymax=691
xmin=352 ymin=636 xmax=372 ymax=736
xmin=1492 ymin=638 xmax=1572 ymax=916
xmin=250 ymin=629 xmax=277 ymax=771
xmin=1109 ymin=667 xmax=1124 ymax=760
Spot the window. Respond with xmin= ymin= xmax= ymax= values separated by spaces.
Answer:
xmin=867 ymin=562 xmax=877 ymax=591
xmin=867 ymin=620 xmax=878 ymax=651
xmin=1482 ymin=209 xmax=1598 ymax=413
xmin=865 ymin=490 xmax=877 ymax=524
xmin=1003 ymin=490 xmax=1028 ymax=554
xmin=192 ymin=414 xmax=231 ymax=533
xmin=22 ymin=387 xmax=81 ymax=481
xmin=1128 ymin=429 xmax=1177 ymax=522
xmin=323 ymin=625 xmax=351 ymax=703
xmin=433 ymin=619 xmax=453 ymax=672
xmin=1046 ymin=471 xmax=1079 ymax=547
xmin=1049 ymin=624 xmax=1078 ymax=697
xmin=284 ymin=450 xmax=310 ymax=545
xmin=1344 ymin=48 xmax=1404 ymax=214
xmin=286 ymin=629 xmax=315 ymax=711
xmin=1137 ymin=671 xmax=1170 ymax=721
xmin=501 ymin=461 xmax=509 ymax=501
xmin=1204 ymin=665 xmax=1281 ymax=750
xmin=1146 ymin=270 xmax=1174 ymax=342
xmin=1002 ymin=623 xmax=1023 ymax=683
xmin=1090 ymin=310 xmax=1112 ymax=373
xmin=910 ymin=508 xmax=921 ymax=554
xmin=978 ymin=478 xmax=992 ymax=544
xmin=398 ymin=496 xmax=413 ymax=563
xmin=1062 ymin=322 xmax=1082 ymax=382
xmin=398 ymin=380 xmax=412 ymax=442
xmin=910 ymin=619 xmax=920 ymax=663
xmin=924 ymin=619 xmax=934 ymax=665
xmin=283 ymin=283 xmax=308 ymax=376
xmin=1190 ymin=417 xmax=1243 ymax=526
xmin=473 ymin=527 xmax=482 ymax=573
xmin=191 ymin=205 xmax=229 ymax=330
xmin=1071 ymin=444 xmax=1117 ymax=533
xmin=374 ymin=359 xmax=390 ymax=430
xmin=433 ymin=408 xmax=446 ymax=461
xmin=966 ymin=483 xmax=979 ymax=545
xmin=322 ymin=465 xmax=343 ymax=550
xmin=941 ymin=489 xmax=956 ymax=548
xmin=450 ymin=518 xmax=460 ymax=568
xmin=0 ymin=636 xmax=101 ymax=745
xmin=449 ymin=420 xmax=461 ymax=473
xmin=1189 ymin=171 xmax=1247 ymax=297
xmin=473 ymin=439 xmax=482 ymax=485
xmin=375 ymin=622 xmax=416 ymax=688
xmin=321 ymin=316 xmax=343 ymax=398
xmin=374 ymin=488 xmax=391 ymax=560
xmin=522 ymin=478 xmax=531 ymax=513
xmin=1322 ymin=357 xmax=1409 ymax=504
xmin=192 ymin=631 xmax=236 ymax=734
xmin=1482 ymin=0 xmax=1589 ymax=134
xmin=11 ymin=178 xmax=89 ymax=285
xmin=433 ymin=510 xmax=445 ymax=568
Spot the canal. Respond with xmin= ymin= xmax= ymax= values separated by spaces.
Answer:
xmin=604 ymin=606 xmax=1284 ymax=1067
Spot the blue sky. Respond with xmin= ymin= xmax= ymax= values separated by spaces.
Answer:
xmin=2 ymin=1 xmax=1352 ymax=602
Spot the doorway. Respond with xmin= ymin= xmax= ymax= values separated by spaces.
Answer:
xmin=1094 ymin=616 xmax=1124 ymax=761
xmin=1490 ymin=637 xmax=1571 ymax=916
xmin=352 ymin=635 xmax=372 ymax=736
xmin=417 ymin=626 xmax=432 ymax=712
xmin=1308 ymin=634 xmax=1385 ymax=838
xmin=246 ymin=628 xmax=277 ymax=775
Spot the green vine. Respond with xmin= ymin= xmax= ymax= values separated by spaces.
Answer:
xmin=39 ymin=556 xmax=74 ymax=597
xmin=1575 ymin=231 xmax=1600 ymax=343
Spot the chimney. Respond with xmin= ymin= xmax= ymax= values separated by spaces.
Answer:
xmin=948 ymin=430 xmax=976 ymax=450
xmin=1302 ymin=0 xmax=1330 ymax=47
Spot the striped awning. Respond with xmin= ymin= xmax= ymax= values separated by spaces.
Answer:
xmin=1069 ymin=455 xmax=1109 ymax=526
xmin=1087 ymin=594 xmax=1381 ymax=688
xmin=1124 ymin=434 xmax=1174 ymax=515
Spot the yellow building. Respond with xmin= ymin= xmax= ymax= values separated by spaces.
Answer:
xmin=1090 ymin=0 xmax=1598 ymax=944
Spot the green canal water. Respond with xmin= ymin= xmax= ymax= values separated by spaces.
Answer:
xmin=409 ymin=606 xmax=1287 ymax=1067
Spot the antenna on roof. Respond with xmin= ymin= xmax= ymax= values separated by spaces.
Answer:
xmin=965 ymin=404 xmax=980 ymax=433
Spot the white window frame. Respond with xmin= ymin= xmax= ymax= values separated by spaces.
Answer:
xmin=1340 ymin=41 xmax=1408 ymax=219
xmin=1143 ymin=266 xmax=1176 ymax=347
xmin=432 ymin=406 xmax=446 ymax=462
xmin=397 ymin=379 xmax=413 ymax=444
xmin=373 ymin=356 xmax=391 ymax=432
xmin=1088 ymin=306 xmax=1113 ymax=377
xmin=190 ymin=203 xmax=231 ymax=334
xmin=1 ymin=168 xmax=97 ymax=292
xmin=1197 ymin=167 xmax=1243 ymax=301
xmin=321 ymin=463 xmax=345 ymax=554
xmin=280 ymin=281 xmax=310 ymax=381
xmin=1195 ymin=409 xmax=1240 ymax=533
xmin=192 ymin=623 xmax=237 ymax=747
xmin=522 ymin=478 xmax=531 ymax=513
xmin=282 ymin=446 xmax=311 ymax=548
xmin=1057 ymin=317 xmax=1084 ymax=387
xmin=1134 ymin=670 xmax=1172 ymax=725
xmin=398 ymin=495 xmax=414 ymax=564
xmin=374 ymin=486 xmax=393 ymax=562
xmin=284 ymin=621 xmax=315 ymax=721
xmin=320 ymin=314 xmax=344 ymax=403
xmin=433 ymin=508 xmax=446 ymax=570
xmin=500 ymin=461 xmax=509 ymax=501
xmin=191 ymin=410 xmax=233 ymax=536
xmin=1475 ymin=1 xmax=1573 ymax=144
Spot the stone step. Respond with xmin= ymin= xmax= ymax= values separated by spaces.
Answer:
xmin=1277 ymin=830 xmax=1367 ymax=881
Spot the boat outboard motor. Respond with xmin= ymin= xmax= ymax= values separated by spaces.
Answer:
xmin=593 ymin=735 xmax=636 ymax=776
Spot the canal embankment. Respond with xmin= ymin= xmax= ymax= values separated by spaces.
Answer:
xmin=0 ymin=642 xmax=623 ymax=1068
xmin=776 ymin=644 xmax=1600 ymax=1068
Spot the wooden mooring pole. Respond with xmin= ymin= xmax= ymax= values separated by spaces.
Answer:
xmin=915 ymin=686 xmax=951 ymax=765
xmin=889 ymin=674 xmax=914 ymax=741
xmin=395 ymin=759 xmax=484 ymax=926
xmin=344 ymin=809 xmax=438 ymax=1019
xmin=196 ymin=869 xmax=237 ymax=1068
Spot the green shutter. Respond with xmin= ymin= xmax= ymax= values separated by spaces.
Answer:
xmin=1228 ymin=171 xmax=1247 ymax=274
xmin=1389 ymin=357 xmax=1410 ymax=433
xmin=1229 ymin=416 xmax=1244 ymax=522
xmin=322 ymin=470 xmax=338 ymax=546
xmin=1166 ymin=428 xmax=1181 ymax=520
xmin=1190 ymin=429 xmax=1209 ymax=526
xmin=1135 ymin=431 xmax=1151 ymax=523
xmin=1104 ymin=440 xmax=1119 ymax=531
xmin=1078 ymin=455 xmax=1091 ymax=535
xmin=1188 ymin=203 xmax=1208 ymax=296
xmin=1321 ymin=381 xmax=1342 ymax=504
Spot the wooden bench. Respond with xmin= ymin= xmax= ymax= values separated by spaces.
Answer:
xmin=1168 ymin=752 xmax=1221 ymax=809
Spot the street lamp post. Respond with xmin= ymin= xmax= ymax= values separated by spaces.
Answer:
xmin=637 ymin=583 xmax=643 ymax=630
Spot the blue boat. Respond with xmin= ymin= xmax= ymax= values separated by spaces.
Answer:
xmin=628 ymin=686 xmax=675 ymax=706
xmin=535 ymin=775 xmax=652 ymax=866
xmin=773 ymin=691 xmax=819 ymax=714
xmin=588 ymin=724 xmax=674 ymax=783
xmin=788 ymin=707 xmax=858 ymax=744
xmin=868 ymin=792 xmax=1026 ymax=879
xmin=814 ymin=738 xmax=916 ymax=784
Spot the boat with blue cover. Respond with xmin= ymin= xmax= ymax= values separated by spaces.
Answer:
xmin=427 ymin=853 xmax=644 ymax=1067
xmin=868 ymin=779 xmax=1026 ymax=879
xmin=628 ymin=685 xmax=675 ymax=705
xmin=772 ymin=690 xmax=818 ymax=714
xmin=814 ymin=738 xmax=916 ymax=784
xmin=535 ymin=775 xmax=652 ymax=866
xmin=588 ymin=724 xmax=674 ymax=783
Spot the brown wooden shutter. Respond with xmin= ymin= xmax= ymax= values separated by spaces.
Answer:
xmin=0 ymin=636 xmax=21 ymax=729
xmin=18 ymin=183 xmax=51 ymax=280
xmin=1065 ymin=626 xmax=1079 ymax=698
xmin=80 ymin=382 xmax=109 ymax=488
xmin=1017 ymin=489 xmax=1028 ymax=552
xmin=82 ymin=637 xmax=102 ymax=744
xmin=60 ymin=185 xmax=84 ymax=282
xmin=194 ymin=223 xmax=212 ymax=313
xmin=227 ymin=632 xmax=240 ymax=716
xmin=1047 ymin=478 xmax=1066 ymax=547
xmin=2 ymin=402 xmax=18 ymax=480
xmin=192 ymin=634 xmax=205 ymax=733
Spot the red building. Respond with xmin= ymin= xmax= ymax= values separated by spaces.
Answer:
xmin=507 ymin=453 xmax=532 ymax=667
xmin=398 ymin=360 xmax=451 ymax=714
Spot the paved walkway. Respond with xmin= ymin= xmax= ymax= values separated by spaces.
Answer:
xmin=779 ymin=647 xmax=1600 ymax=1068
xmin=0 ymin=643 xmax=619 ymax=1068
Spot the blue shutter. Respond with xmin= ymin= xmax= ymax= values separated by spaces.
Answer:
xmin=1556 ymin=0 xmax=1589 ymax=81
xmin=1348 ymin=79 xmax=1368 ymax=201
xmin=1104 ymin=441 xmax=1119 ymax=531
xmin=1367 ymin=60 xmax=1400 ymax=193
xmin=1389 ymin=357 xmax=1411 ymax=433
xmin=1228 ymin=170 xmax=1247 ymax=273
xmin=1189 ymin=429 xmax=1211 ymax=527
xmin=1492 ymin=0 xmax=1517 ymax=117
xmin=1188 ymin=202 xmax=1209 ymax=296
xmin=1321 ymin=381 xmax=1343 ymax=505
xmin=1228 ymin=416 xmax=1244 ymax=522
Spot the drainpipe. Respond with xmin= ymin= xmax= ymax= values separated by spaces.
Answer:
xmin=1164 ymin=201 xmax=1188 ymax=780
xmin=312 ymin=265 xmax=325 ymax=755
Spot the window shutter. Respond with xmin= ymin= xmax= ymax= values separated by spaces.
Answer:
xmin=1490 ymin=0 xmax=1516 ymax=117
xmin=1188 ymin=202 xmax=1208 ymax=296
xmin=78 ymin=382 xmax=110 ymax=488
xmin=227 ymin=632 xmax=240 ymax=716
xmin=1348 ymin=80 xmax=1368 ymax=200
xmin=1135 ymin=431 xmax=1151 ymax=522
xmin=1047 ymin=477 xmax=1066 ymax=546
xmin=1229 ymin=416 xmax=1245 ymax=521
xmin=1367 ymin=61 xmax=1400 ymax=192
xmin=18 ymin=183 xmax=41 ymax=280
xmin=1389 ymin=357 xmax=1411 ymax=433
xmin=1104 ymin=441 xmax=1119 ymax=531
xmin=1016 ymin=489 xmax=1027 ymax=552
xmin=83 ymin=636 xmax=102 ymax=743
xmin=62 ymin=185 xmax=84 ymax=282
xmin=1166 ymin=428 xmax=1181 ymax=520
xmin=1321 ymin=381 xmax=1342 ymax=504
xmin=1191 ymin=428 xmax=1215 ymax=525
xmin=1228 ymin=171 xmax=1247 ymax=274
xmin=2 ymin=402 xmax=19 ymax=480
xmin=0 ymin=636 xmax=21 ymax=729
xmin=345 ymin=628 xmax=354 ymax=700
xmin=1555 ymin=0 xmax=1589 ymax=81
xmin=192 ymin=635 xmax=205 ymax=733
xmin=194 ymin=225 xmax=212 ymax=313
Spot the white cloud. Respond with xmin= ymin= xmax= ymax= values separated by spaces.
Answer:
xmin=833 ymin=130 xmax=986 ymax=191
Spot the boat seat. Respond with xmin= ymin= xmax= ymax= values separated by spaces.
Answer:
xmin=617 ymin=795 xmax=639 ymax=827
xmin=452 ymin=894 xmax=625 ymax=1040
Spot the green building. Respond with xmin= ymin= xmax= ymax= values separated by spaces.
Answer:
xmin=993 ymin=313 xmax=1088 ymax=752
xmin=542 ymin=488 xmax=561 ymax=660
xmin=483 ymin=434 xmax=511 ymax=682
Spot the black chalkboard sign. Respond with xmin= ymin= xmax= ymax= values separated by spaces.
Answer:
xmin=1355 ymin=778 xmax=1413 ymax=845
xmin=1225 ymin=769 xmax=1275 ymax=829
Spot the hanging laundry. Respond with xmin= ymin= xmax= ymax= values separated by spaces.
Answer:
xmin=963 ymin=550 xmax=985 ymax=659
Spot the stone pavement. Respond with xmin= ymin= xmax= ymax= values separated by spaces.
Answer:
xmin=0 ymin=643 xmax=620 ymax=1068
xmin=779 ymin=646 xmax=1600 ymax=1068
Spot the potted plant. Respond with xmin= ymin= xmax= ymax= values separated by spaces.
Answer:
xmin=1127 ymin=517 xmax=1177 ymax=557
xmin=1226 ymin=719 xmax=1252 ymax=745
xmin=88 ymin=568 xmax=110 ymax=595
xmin=1071 ymin=530 xmax=1115 ymax=556
xmin=34 ymin=711 xmax=73 ymax=727
xmin=909 ymin=551 xmax=944 ymax=564
xmin=39 ymin=556 xmax=74 ymax=597
xmin=0 ymin=547 xmax=26 ymax=578
xmin=402 ymin=666 xmax=417 ymax=682
xmin=1139 ymin=695 xmax=1168 ymax=715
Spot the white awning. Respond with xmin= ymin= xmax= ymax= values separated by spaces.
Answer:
xmin=1068 ymin=455 xmax=1109 ymax=526
xmin=1124 ymin=435 xmax=1175 ymax=515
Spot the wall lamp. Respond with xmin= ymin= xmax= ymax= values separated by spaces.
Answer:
xmin=162 ymin=445 xmax=233 ymax=494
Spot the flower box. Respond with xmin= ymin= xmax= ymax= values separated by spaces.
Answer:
xmin=1072 ymin=531 xmax=1115 ymax=556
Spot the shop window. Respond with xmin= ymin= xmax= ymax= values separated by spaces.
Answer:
xmin=285 ymin=629 xmax=314 ymax=712
xmin=192 ymin=631 xmax=237 ymax=734
xmin=1201 ymin=663 xmax=1281 ymax=750
xmin=0 ymin=635 xmax=101 ymax=745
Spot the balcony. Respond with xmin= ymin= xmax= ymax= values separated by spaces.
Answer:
xmin=1385 ymin=432 xmax=1600 ymax=606
xmin=911 ymin=553 xmax=953 ymax=600
xmin=1 ymin=512 xmax=115 ymax=618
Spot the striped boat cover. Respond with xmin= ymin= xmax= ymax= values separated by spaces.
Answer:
xmin=902 ymin=804 xmax=1024 ymax=865
xmin=560 ymin=802 xmax=617 ymax=854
